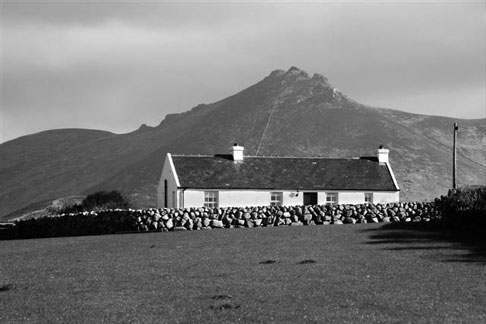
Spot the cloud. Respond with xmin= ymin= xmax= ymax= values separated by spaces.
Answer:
xmin=2 ymin=1 xmax=485 ymax=143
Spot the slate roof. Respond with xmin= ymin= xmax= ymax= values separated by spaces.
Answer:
xmin=171 ymin=154 xmax=398 ymax=191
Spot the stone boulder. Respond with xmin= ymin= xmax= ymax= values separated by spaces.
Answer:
xmin=210 ymin=220 xmax=224 ymax=228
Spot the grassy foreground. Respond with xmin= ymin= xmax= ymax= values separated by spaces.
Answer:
xmin=1 ymin=223 xmax=485 ymax=323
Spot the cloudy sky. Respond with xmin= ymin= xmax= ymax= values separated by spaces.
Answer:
xmin=2 ymin=1 xmax=485 ymax=143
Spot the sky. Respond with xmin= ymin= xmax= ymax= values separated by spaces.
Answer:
xmin=1 ymin=0 xmax=485 ymax=143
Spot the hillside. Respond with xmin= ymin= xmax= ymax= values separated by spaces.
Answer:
xmin=1 ymin=67 xmax=485 ymax=220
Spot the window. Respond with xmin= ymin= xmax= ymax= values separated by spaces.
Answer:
xmin=270 ymin=192 xmax=283 ymax=206
xmin=325 ymin=192 xmax=338 ymax=206
xmin=364 ymin=193 xmax=373 ymax=204
xmin=204 ymin=191 xmax=219 ymax=208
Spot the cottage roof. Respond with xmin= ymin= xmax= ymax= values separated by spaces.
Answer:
xmin=170 ymin=154 xmax=398 ymax=191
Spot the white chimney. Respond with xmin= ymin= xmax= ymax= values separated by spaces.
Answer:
xmin=231 ymin=143 xmax=244 ymax=162
xmin=377 ymin=145 xmax=389 ymax=164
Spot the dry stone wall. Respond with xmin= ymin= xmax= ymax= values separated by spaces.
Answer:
xmin=2 ymin=201 xmax=442 ymax=240
xmin=133 ymin=201 xmax=441 ymax=231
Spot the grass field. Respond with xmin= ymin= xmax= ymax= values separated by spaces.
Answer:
xmin=1 ymin=223 xmax=485 ymax=323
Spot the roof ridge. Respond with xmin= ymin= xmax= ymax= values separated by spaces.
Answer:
xmin=171 ymin=154 xmax=213 ymax=157
xmin=247 ymin=156 xmax=360 ymax=159
xmin=172 ymin=154 xmax=363 ymax=159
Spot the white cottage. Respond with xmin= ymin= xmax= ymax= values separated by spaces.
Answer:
xmin=157 ymin=144 xmax=400 ymax=209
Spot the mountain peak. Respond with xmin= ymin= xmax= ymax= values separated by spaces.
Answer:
xmin=269 ymin=69 xmax=285 ymax=77
xmin=286 ymin=66 xmax=309 ymax=77
xmin=268 ymin=67 xmax=332 ymax=88
xmin=267 ymin=66 xmax=310 ymax=80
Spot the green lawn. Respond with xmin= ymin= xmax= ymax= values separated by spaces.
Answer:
xmin=1 ymin=223 xmax=485 ymax=323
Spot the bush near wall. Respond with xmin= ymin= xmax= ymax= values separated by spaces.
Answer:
xmin=440 ymin=185 xmax=486 ymax=230
xmin=7 ymin=210 xmax=134 ymax=240
xmin=0 ymin=201 xmax=442 ymax=240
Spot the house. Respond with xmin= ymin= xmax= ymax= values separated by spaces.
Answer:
xmin=157 ymin=144 xmax=400 ymax=209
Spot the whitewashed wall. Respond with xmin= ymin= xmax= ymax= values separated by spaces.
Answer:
xmin=337 ymin=191 xmax=399 ymax=204
xmin=220 ymin=190 xmax=279 ymax=207
xmin=182 ymin=189 xmax=303 ymax=208
xmin=179 ymin=189 xmax=399 ymax=208
xmin=373 ymin=191 xmax=400 ymax=204
xmin=182 ymin=190 xmax=204 ymax=208
xmin=156 ymin=154 xmax=180 ymax=208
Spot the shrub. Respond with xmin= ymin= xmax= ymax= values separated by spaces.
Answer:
xmin=58 ymin=190 xmax=131 ymax=214
xmin=9 ymin=210 xmax=135 ymax=240
xmin=441 ymin=185 xmax=486 ymax=230
xmin=82 ymin=190 xmax=131 ymax=211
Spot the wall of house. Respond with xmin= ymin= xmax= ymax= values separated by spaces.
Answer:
xmin=183 ymin=189 xmax=302 ymax=208
xmin=337 ymin=191 xmax=399 ymax=204
xmin=373 ymin=191 xmax=400 ymax=204
xmin=283 ymin=191 xmax=303 ymax=206
xmin=331 ymin=191 xmax=362 ymax=205
xmin=180 ymin=189 xmax=399 ymax=208
xmin=220 ymin=190 xmax=278 ymax=207
xmin=183 ymin=190 xmax=205 ymax=207
xmin=157 ymin=154 xmax=180 ymax=209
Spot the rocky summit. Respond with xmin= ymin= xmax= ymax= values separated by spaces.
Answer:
xmin=1 ymin=67 xmax=485 ymax=220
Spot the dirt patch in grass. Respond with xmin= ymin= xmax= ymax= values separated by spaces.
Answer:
xmin=297 ymin=259 xmax=317 ymax=264
xmin=0 ymin=284 xmax=14 ymax=292
xmin=211 ymin=294 xmax=233 ymax=300
xmin=258 ymin=259 xmax=277 ymax=264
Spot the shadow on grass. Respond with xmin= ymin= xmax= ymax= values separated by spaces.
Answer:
xmin=362 ymin=221 xmax=486 ymax=264
xmin=0 ymin=284 xmax=14 ymax=292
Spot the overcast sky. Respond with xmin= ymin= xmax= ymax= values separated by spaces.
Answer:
xmin=2 ymin=1 xmax=485 ymax=143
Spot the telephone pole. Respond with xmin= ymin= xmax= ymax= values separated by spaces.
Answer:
xmin=452 ymin=122 xmax=458 ymax=189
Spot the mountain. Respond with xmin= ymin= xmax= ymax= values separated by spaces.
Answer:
xmin=1 ymin=67 xmax=485 ymax=220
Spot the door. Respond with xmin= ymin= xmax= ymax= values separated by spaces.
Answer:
xmin=303 ymin=192 xmax=318 ymax=205
xmin=164 ymin=180 xmax=168 ymax=208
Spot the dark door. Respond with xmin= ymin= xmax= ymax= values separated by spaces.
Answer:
xmin=164 ymin=180 xmax=168 ymax=208
xmin=303 ymin=192 xmax=318 ymax=205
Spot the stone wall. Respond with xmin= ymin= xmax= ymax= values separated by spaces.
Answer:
xmin=1 ymin=201 xmax=442 ymax=240
xmin=133 ymin=201 xmax=441 ymax=231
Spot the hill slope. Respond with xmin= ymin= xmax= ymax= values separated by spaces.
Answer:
xmin=1 ymin=67 xmax=484 ymax=219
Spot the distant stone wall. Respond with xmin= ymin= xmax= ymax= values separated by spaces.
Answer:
xmin=0 ymin=201 xmax=442 ymax=240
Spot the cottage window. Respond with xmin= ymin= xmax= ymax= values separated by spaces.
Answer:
xmin=325 ymin=192 xmax=338 ymax=206
xmin=364 ymin=193 xmax=373 ymax=204
xmin=204 ymin=191 xmax=219 ymax=208
xmin=270 ymin=192 xmax=283 ymax=206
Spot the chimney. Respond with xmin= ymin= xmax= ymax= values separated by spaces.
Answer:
xmin=231 ymin=143 xmax=244 ymax=162
xmin=377 ymin=145 xmax=389 ymax=164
